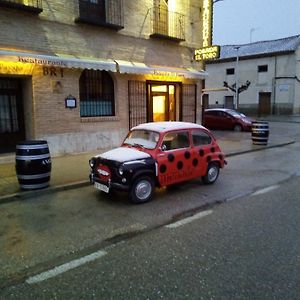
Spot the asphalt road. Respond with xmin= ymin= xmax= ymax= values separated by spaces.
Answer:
xmin=1 ymin=121 xmax=300 ymax=297
xmin=1 ymin=170 xmax=300 ymax=299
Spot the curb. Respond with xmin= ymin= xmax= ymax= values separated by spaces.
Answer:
xmin=0 ymin=181 xmax=90 ymax=205
xmin=0 ymin=140 xmax=295 ymax=205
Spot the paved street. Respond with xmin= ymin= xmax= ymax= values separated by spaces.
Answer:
xmin=1 ymin=168 xmax=300 ymax=299
xmin=0 ymin=121 xmax=299 ymax=298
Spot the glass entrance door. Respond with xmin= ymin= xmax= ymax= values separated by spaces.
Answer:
xmin=149 ymin=84 xmax=176 ymax=122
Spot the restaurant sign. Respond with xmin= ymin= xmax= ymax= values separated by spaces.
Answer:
xmin=194 ymin=45 xmax=220 ymax=61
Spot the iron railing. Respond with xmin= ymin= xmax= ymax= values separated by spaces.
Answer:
xmin=0 ymin=0 xmax=43 ymax=13
xmin=76 ymin=0 xmax=124 ymax=30
xmin=150 ymin=6 xmax=185 ymax=42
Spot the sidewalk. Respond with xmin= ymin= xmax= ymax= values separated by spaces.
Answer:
xmin=0 ymin=125 xmax=296 ymax=204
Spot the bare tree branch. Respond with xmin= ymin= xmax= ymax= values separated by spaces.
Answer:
xmin=213 ymin=0 xmax=224 ymax=3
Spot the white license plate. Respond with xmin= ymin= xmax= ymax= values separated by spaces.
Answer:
xmin=94 ymin=182 xmax=109 ymax=193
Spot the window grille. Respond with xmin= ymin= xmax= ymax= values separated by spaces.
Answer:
xmin=0 ymin=0 xmax=43 ymax=13
xmin=80 ymin=70 xmax=115 ymax=117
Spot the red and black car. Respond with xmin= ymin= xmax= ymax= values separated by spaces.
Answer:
xmin=89 ymin=122 xmax=226 ymax=204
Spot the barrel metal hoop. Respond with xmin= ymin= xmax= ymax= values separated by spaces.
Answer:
xmin=17 ymin=172 xmax=51 ymax=180
xmin=15 ymin=154 xmax=51 ymax=160
xmin=19 ymin=182 xmax=49 ymax=189
xmin=16 ymin=144 xmax=49 ymax=150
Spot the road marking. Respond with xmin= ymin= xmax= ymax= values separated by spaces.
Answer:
xmin=166 ymin=210 xmax=213 ymax=229
xmin=251 ymin=185 xmax=279 ymax=196
xmin=26 ymin=250 xmax=107 ymax=284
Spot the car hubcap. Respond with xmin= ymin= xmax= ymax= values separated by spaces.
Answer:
xmin=136 ymin=180 xmax=152 ymax=200
xmin=208 ymin=166 xmax=218 ymax=182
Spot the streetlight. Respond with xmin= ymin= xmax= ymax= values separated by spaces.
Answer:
xmin=234 ymin=46 xmax=240 ymax=110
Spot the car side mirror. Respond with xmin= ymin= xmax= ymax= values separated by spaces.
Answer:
xmin=161 ymin=144 xmax=167 ymax=151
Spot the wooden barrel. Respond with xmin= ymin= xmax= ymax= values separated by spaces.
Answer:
xmin=15 ymin=140 xmax=52 ymax=190
xmin=251 ymin=121 xmax=269 ymax=145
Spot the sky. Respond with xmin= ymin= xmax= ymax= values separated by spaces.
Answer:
xmin=213 ymin=0 xmax=300 ymax=46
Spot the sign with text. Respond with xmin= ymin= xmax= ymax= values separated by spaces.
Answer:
xmin=194 ymin=45 xmax=220 ymax=61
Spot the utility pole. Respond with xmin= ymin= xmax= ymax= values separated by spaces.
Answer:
xmin=234 ymin=46 xmax=240 ymax=110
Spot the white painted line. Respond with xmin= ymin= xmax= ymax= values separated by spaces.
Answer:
xmin=251 ymin=185 xmax=279 ymax=196
xmin=26 ymin=250 xmax=107 ymax=284
xmin=166 ymin=210 xmax=213 ymax=229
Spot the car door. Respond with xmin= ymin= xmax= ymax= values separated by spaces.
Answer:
xmin=204 ymin=111 xmax=217 ymax=129
xmin=190 ymin=129 xmax=213 ymax=176
xmin=219 ymin=111 xmax=233 ymax=129
xmin=156 ymin=130 xmax=195 ymax=187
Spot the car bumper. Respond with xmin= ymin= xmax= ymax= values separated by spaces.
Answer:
xmin=89 ymin=173 xmax=129 ymax=192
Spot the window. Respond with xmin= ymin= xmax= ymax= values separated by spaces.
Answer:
xmin=258 ymin=65 xmax=268 ymax=72
xmin=192 ymin=130 xmax=212 ymax=146
xmin=79 ymin=70 xmax=115 ymax=117
xmin=76 ymin=0 xmax=124 ymax=30
xmin=226 ymin=68 xmax=235 ymax=75
xmin=162 ymin=131 xmax=190 ymax=150
xmin=0 ymin=0 xmax=43 ymax=13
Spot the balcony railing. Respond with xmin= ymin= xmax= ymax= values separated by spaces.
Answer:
xmin=0 ymin=0 xmax=43 ymax=13
xmin=76 ymin=0 xmax=124 ymax=30
xmin=150 ymin=6 xmax=185 ymax=42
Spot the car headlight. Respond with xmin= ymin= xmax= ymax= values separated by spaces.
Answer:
xmin=118 ymin=165 xmax=124 ymax=175
xmin=89 ymin=158 xmax=96 ymax=168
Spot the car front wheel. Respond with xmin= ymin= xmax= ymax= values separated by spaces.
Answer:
xmin=130 ymin=176 xmax=154 ymax=204
xmin=202 ymin=162 xmax=219 ymax=184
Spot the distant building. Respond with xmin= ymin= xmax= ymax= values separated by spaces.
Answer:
xmin=205 ymin=34 xmax=300 ymax=116
xmin=0 ymin=0 xmax=209 ymax=154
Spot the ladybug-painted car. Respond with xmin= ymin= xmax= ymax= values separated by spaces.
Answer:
xmin=89 ymin=122 xmax=226 ymax=204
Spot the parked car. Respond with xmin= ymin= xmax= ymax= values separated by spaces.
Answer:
xmin=203 ymin=108 xmax=254 ymax=131
xmin=89 ymin=122 xmax=226 ymax=204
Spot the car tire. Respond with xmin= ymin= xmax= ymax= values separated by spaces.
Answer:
xmin=202 ymin=162 xmax=219 ymax=184
xmin=233 ymin=124 xmax=243 ymax=132
xmin=129 ymin=176 xmax=154 ymax=204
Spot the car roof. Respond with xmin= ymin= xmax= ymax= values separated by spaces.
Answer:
xmin=132 ymin=121 xmax=206 ymax=133
xmin=204 ymin=108 xmax=232 ymax=112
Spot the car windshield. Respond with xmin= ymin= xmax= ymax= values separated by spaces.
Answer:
xmin=123 ymin=129 xmax=159 ymax=150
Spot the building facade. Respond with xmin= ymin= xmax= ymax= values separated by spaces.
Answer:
xmin=0 ymin=0 xmax=208 ymax=155
xmin=205 ymin=35 xmax=300 ymax=116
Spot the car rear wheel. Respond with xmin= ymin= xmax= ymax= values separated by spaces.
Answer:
xmin=130 ymin=176 xmax=154 ymax=204
xmin=233 ymin=124 xmax=242 ymax=132
xmin=202 ymin=162 xmax=219 ymax=184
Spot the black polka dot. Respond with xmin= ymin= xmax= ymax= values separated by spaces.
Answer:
xmin=177 ymin=161 xmax=183 ymax=170
xmin=211 ymin=147 xmax=215 ymax=153
xmin=168 ymin=153 xmax=175 ymax=162
xmin=160 ymin=164 xmax=167 ymax=173
xmin=184 ymin=151 xmax=190 ymax=159
xmin=199 ymin=149 xmax=204 ymax=156
xmin=193 ymin=158 xmax=198 ymax=166
xmin=207 ymin=156 xmax=211 ymax=162
xmin=218 ymin=154 xmax=223 ymax=160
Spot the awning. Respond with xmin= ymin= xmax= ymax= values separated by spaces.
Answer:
xmin=115 ymin=60 xmax=208 ymax=79
xmin=0 ymin=50 xmax=116 ymax=72
xmin=0 ymin=49 xmax=207 ymax=79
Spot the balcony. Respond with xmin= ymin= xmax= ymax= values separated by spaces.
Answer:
xmin=75 ymin=0 xmax=124 ymax=30
xmin=150 ymin=6 xmax=185 ymax=42
xmin=0 ymin=0 xmax=42 ymax=13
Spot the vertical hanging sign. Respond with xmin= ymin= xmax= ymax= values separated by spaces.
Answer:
xmin=202 ymin=0 xmax=213 ymax=47
xmin=194 ymin=0 xmax=220 ymax=61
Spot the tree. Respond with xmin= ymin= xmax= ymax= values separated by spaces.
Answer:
xmin=223 ymin=80 xmax=251 ymax=94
